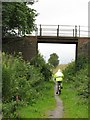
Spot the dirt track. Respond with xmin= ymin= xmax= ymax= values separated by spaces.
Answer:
xmin=48 ymin=83 xmax=64 ymax=118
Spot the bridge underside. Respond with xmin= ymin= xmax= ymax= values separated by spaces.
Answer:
xmin=37 ymin=36 xmax=78 ymax=66
xmin=37 ymin=36 xmax=78 ymax=44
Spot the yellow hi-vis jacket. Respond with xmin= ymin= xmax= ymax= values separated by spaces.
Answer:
xmin=54 ymin=70 xmax=64 ymax=82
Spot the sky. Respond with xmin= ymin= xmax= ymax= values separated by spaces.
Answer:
xmin=33 ymin=0 xmax=88 ymax=26
xmin=31 ymin=0 xmax=89 ymax=64
xmin=38 ymin=43 xmax=76 ymax=64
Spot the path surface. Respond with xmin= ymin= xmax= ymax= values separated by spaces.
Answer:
xmin=48 ymin=83 xmax=64 ymax=118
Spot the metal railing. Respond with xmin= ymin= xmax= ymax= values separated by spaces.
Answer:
xmin=34 ymin=24 xmax=90 ymax=37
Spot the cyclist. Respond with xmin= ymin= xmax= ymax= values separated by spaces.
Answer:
xmin=54 ymin=69 xmax=64 ymax=94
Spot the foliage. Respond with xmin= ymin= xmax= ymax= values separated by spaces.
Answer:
xmin=0 ymin=53 xmax=2 ymax=98
xmin=61 ymin=55 xmax=88 ymax=118
xmin=63 ymin=54 xmax=88 ymax=103
xmin=2 ymin=2 xmax=37 ymax=37
xmin=63 ymin=61 xmax=75 ymax=82
xmin=76 ymin=54 xmax=88 ymax=70
xmin=19 ymin=81 xmax=56 ymax=118
xmin=30 ymin=53 xmax=52 ymax=81
xmin=73 ymin=64 xmax=88 ymax=102
xmin=2 ymin=52 xmax=52 ymax=118
xmin=3 ymin=100 xmax=25 ymax=118
xmin=48 ymin=53 xmax=59 ymax=68
xmin=27 ymin=0 xmax=38 ymax=5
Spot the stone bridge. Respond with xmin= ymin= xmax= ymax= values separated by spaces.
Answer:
xmin=2 ymin=24 xmax=89 ymax=63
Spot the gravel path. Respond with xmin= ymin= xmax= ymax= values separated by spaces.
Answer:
xmin=48 ymin=83 xmax=64 ymax=118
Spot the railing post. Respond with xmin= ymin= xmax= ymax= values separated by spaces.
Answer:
xmin=35 ymin=24 xmax=38 ymax=36
xmin=75 ymin=25 xmax=77 ymax=37
xmin=79 ymin=25 xmax=80 ymax=37
xmin=73 ymin=29 xmax=74 ymax=37
xmin=40 ymin=24 xmax=42 ymax=36
xmin=57 ymin=25 xmax=59 ymax=37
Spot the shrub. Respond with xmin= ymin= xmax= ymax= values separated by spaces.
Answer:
xmin=76 ymin=54 xmax=88 ymax=70
xmin=63 ymin=54 xmax=88 ymax=103
xmin=2 ymin=52 xmax=49 ymax=118
xmin=63 ymin=61 xmax=75 ymax=82
xmin=73 ymin=64 xmax=88 ymax=103
xmin=30 ymin=53 xmax=52 ymax=81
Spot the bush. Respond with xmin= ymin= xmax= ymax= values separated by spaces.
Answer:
xmin=30 ymin=53 xmax=52 ymax=81
xmin=63 ymin=54 xmax=88 ymax=103
xmin=73 ymin=64 xmax=88 ymax=103
xmin=63 ymin=61 xmax=75 ymax=82
xmin=2 ymin=52 xmax=50 ymax=118
xmin=76 ymin=54 xmax=88 ymax=70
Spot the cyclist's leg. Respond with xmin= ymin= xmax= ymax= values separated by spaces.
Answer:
xmin=58 ymin=81 xmax=61 ymax=94
xmin=61 ymin=81 xmax=63 ymax=89
xmin=56 ymin=81 xmax=59 ymax=94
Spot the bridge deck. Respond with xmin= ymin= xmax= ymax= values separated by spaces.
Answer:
xmin=37 ymin=36 xmax=78 ymax=43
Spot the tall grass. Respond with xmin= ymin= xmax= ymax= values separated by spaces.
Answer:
xmin=61 ymin=54 xmax=88 ymax=118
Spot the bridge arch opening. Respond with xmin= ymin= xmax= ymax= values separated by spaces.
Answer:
xmin=38 ymin=43 xmax=76 ymax=65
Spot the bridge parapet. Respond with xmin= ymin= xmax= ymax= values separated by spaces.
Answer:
xmin=34 ymin=24 xmax=89 ymax=37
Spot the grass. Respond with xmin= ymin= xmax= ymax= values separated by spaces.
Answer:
xmin=0 ymin=102 xmax=2 ymax=120
xmin=19 ymin=81 xmax=56 ymax=118
xmin=60 ymin=83 xmax=88 ymax=118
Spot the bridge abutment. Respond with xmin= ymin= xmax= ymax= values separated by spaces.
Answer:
xmin=2 ymin=36 xmax=37 ymax=61
xmin=2 ymin=36 xmax=89 ymax=62
xmin=78 ymin=37 xmax=89 ymax=57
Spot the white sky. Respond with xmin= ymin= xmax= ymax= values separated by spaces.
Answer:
xmin=33 ymin=0 xmax=88 ymax=26
xmin=31 ymin=0 xmax=89 ymax=64
xmin=38 ymin=43 xmax=76 ymax=64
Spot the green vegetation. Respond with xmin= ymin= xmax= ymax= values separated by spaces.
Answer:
xmin=2 ymin=2 xmax=37 ymax=37
xmin=48 ymin=53 xmax=59 ymax=68
xmin=61 ymin=84 xmax=88 ymax=118
xmin=20 ymin=81 xmax=56 ymax=118
xmin=2 ymin=51 xmax=89 ymax=118
xmin=61 ymin=55 xmax=88 ymax=118
xmin=30 ymin=53 xmax=52 ymax=81
xmin=2 ymin=52 xmax=53 ymax=118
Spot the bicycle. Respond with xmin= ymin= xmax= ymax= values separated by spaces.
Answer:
xmin=56 ymin=81 xmax=62 ymax=95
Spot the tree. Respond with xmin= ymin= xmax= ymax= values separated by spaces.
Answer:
xmin=2 ymin=2 xmax=37 ymax=37
xmin=30 ymin=53 xmax=52 ymax=81
xmin=48 ymin=53 xmax=59 ymax=67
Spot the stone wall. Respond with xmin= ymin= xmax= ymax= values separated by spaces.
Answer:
xmin=2 ymin=36 xmax=37 ymax=61
xmin=2 ymin=36 xmax=89 ymax=61
xmin=78 ymin=37 xmax=89 ymax=57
